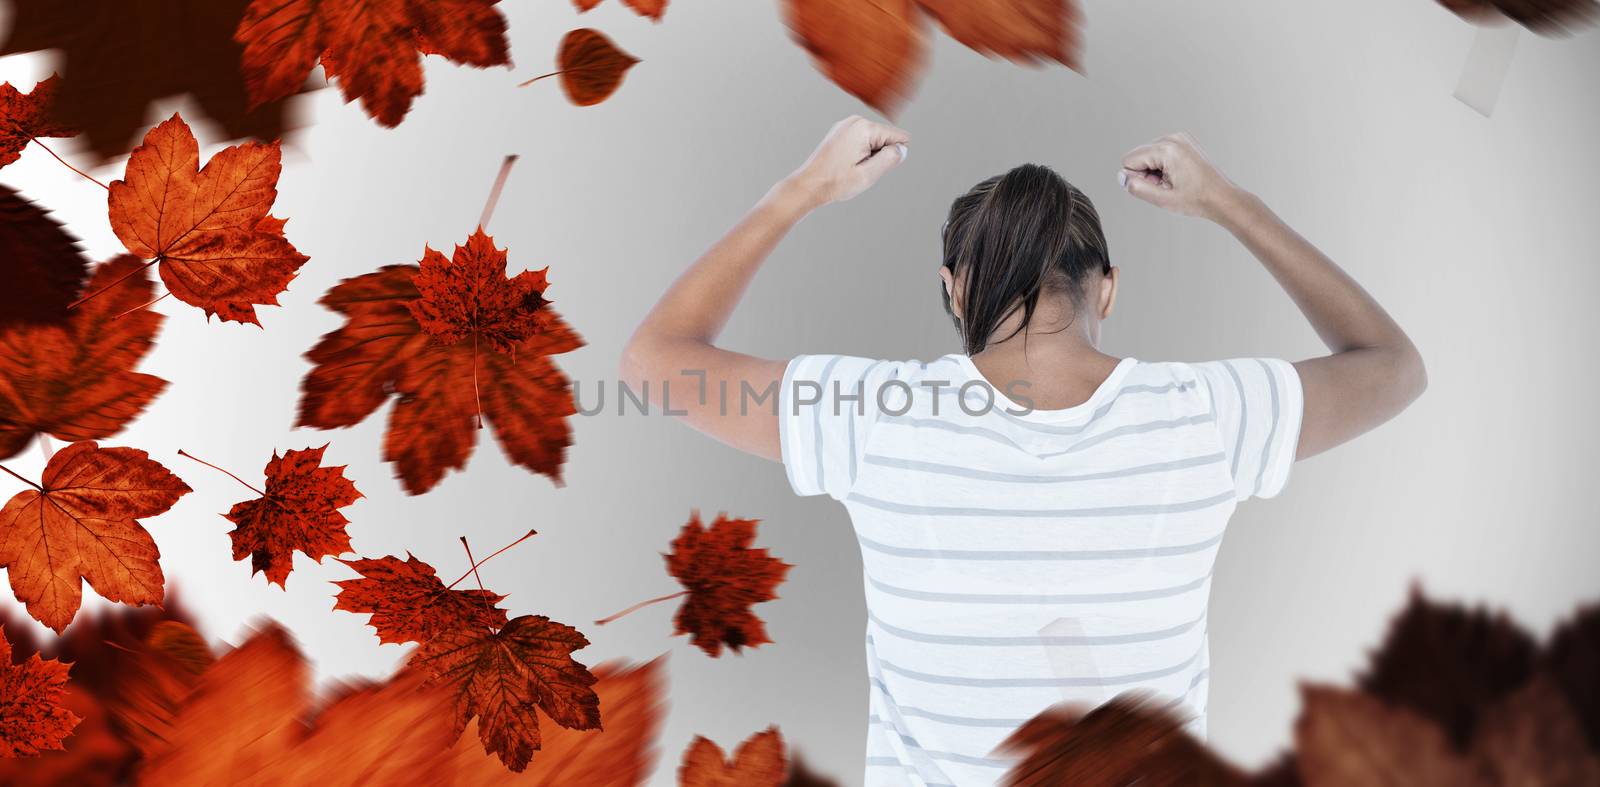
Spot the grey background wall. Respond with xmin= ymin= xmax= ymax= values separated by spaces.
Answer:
xmin=2 ymin=0 xmax=1597 ymax=783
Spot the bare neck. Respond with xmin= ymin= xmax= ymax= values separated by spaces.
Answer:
xmin=966 ymin=320 xmax=1121 ymax=411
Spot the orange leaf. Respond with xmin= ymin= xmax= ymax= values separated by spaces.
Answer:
xmin=0 ymin=76 xmax=76 ymax=170
xmin=0 ymin=256 xmax=167 ymax=460
xmin=0 ymin=624 xmax=81 ymax=758
xmin=136 ymin=623 xmax=457 ymax=786
xmin=571 ymin=0 xmax=668 ymax=20
xmin=782 ymin=0 xmax=928 ymax=113
xmin=235 ymin=0 xmax=509 ymax=127
xmin=916 ymin=0 xmax=1082 ymax=69
xmin=408 ymin=614 xmax=602 ymax=772
xmin=0 ymin=441 xmax=190 ymax=632
xmin=995 ymin=696 xmax=1251 ymax=787
xmin=548 ymin=28 xmax=640 ymax=107
xmin=1294 ymin=685 xmax=1491 ymax=787
xmin=0 ymin=184 xmax=90 ymax=329
xmin=297 ymin=247 xmax=583 ymax=495
xmin=221 ymin=445 xmax=363 ymax=587
xmin=440 ymin=657 xmax=668 ymax=785
xmin=678 ymin=727 xmax=788 ymax=787
xmin=666 ymin=513 xmax=791 ymax=657
xmin=333 ymin=553 xmax=508 ymax=645
xmin=107 ymin=114 xmax=308 ymax=325
xmin=408 ymin=228 xmax=553 ymax=354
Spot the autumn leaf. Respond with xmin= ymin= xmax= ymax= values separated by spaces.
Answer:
xmin=136 ymin=623 xmax=458 ymax=786
xmin=995 ymin=696 xmax=1250 ymax=787
xmin=0 ymin=624 xmax=81 ymax=758
xmin=1544 ymin=603 xmax=1600 ymax=749
xmin=0 ymin=0 xmax=297 ymax=160
xmin=1472 ymin=676 xmax=1600 ymax=786
xmin=333 ymin=553 xmax=509 ymax=645
xmin=782 ymin=0 xmax=1084 ymax=113
xmin=106 ymin=113 xmax=308 ymax=325
xmin=235 ymin=0 xmax=510 ymax=127
xmin=297 ymin=249 xmax=584 ymax=495
xmin=0 ymin=256 xmax=167 ymax=460
xmin=572 ymin=0 xmax=670 ymax=21
xmin=0 ymin=185 xmax=89 ymax=329
xmin=665 ymin=513 xmax=791 ymax=657
xmin=439 ymin=657 xmax=667 ymax=786
xmin=408 ymin=614 xmax=602 ymax=772
xmin=176 ymin=445 xmax=363 ymax=587
xmin=409 ymin=229 xmax=554 ymax=354
xmin=1294 ymin=686 xmax=1490 ymax=787
xmin=0 ymin=76 xmax=76 ymax=171
xmin=107 ymin=621 xmax=213 ymax=758
xmin=0 ymin=441 xmax=190 ymax=632
xmin=1356 ymin=586 xmax=1537 ymax=749
xmin=523 ymin=29 xmax=640 ymax=107
xmin=678 ymin=727 xmax=788 ymax=787
xmin=1437 ymin=0 xmax=1598 ymax=34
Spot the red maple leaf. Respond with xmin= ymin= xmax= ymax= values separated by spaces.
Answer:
xmin=183 ymin=445 xmax=363 ymax=588
xmin=782 ymin=0 xmax=1083 ymax=113
xmin=408 ymin=614 xmax=602 ymax=772
xmin=333 ymin=553 xmax=509 ymax=645
xmin=0 ymin=441 xmax=191 ymax=632
xmin=296 ymin=234 xmax=583 ymax=495
xmin=0 ymin=76 xmax=76 ymax=171
xmin=235 ymin=0 xmax=510 ymax=127
xmin=0 ymin=624 xmax=82 ymax=758
xmin=408 ymin=229 xmax=554 ymax=354
xmin=572 ymin=0 xmax=669 ymax=21
xmin=665 ymin=513 xmax=791 ymax=657
xmin=0 ymin=184 xmax=90 ymax=329
xmin=678 ymin=727 xmax=788 ymax=787
xmin=104 ymin=113 xmax=308 ymax=325
xmin=996 ymin=696 xmax=1252 ymax=787
xmin=0 ymin=256 xmax=167 ymax=460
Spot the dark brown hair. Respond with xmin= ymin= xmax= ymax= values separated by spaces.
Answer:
xmin=941 ymin=164 xmax=1111 ymax=356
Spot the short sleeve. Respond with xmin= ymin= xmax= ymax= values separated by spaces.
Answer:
xmin=1193 ymin=358 xmax=1304 ymax=500
xmin=779 ymin=355 xmax=900 ymax=500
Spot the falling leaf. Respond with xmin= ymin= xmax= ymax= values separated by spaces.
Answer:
xmin=783 ymin=0 xmax=927 ymax=113
xmin=439 ymin=657 xmax=668 ymax=785
xmin=235 ymin=0 xmax=510 ymax=127
xmin=678 ymin=727 xmax=788 ymax=787
xmin=408 ymin=614 xmax=602 ymax=772
xmin=0 ymin=0 xmax=297 ymax=160
xmin=1356 ymin=586 xmax=1537 ymax=749
xmin=572 ymin=0 xmax=670 ymax=20
xmin=529 ymin=29 xmax=640 ymax=107
xmin=995 ymin=696 xmax=1250 ymax=787
xmin=0 ymin=256 xmax=167 ymax=460
xmin=1472 ymin=676 xmax=1600 ymax=786
xmin=0 ymin=76 xmax=76 ymax=170
xmin=1437 ymin=0 xmax=1598 ymax=34
xmin=0 ymin=624 xmax=81 ymax=758
xmin=297 ymin=255 xmax=584 ymax=495
xmin=108 ymin=622 xmax=212 ymax=758
xmin=107 ymin=114 xmax=308 ymax=325
xmin=333 ymin=553 xmax=509 ymax=645
xmin=666 ymin=513 xmax=791 ymax=657
xmin=782 ymin=0 xmax=1084 ymax=113
xmin=1294 ymin=686 xmax=1490 ymax=787
xmin=1542 ymin=603 xmax=1600 ymax=750
xmin=207 ymin=445 xmax=364 ymax=587
xmin=408 ymin=229 xmax=554 ymax=354
xmin=0 ymin=185 xmax=89 ymax=329
xmin=918 ymin=0 xmax=1082 ymax=68
xmin=136 ymin=624 xmax=458 ymax=786
xmin=0 ymin=441 xmax=191 ymax=632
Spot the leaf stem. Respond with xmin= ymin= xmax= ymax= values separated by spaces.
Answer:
xmin=478 ymin=154 xmax=517 ymax=231
xmin=517 ymin=70 xmax=564 ymax=87
xmin=471 ymin=332 xmax=484 ymax=430
xmin=114 ymin=291 xmax=170 ymax=320
xmin=442 ymin=528 xmax=538 ymax=592
xmin=32 ymin=139 xmax=109 ymax=189
xmin=67 ymin=256 xmax=160 ymax=311
xmin=0 ymin=463 xmax=42 ymax=491
xmin=176 ymin=449 xmax=265 ymax=497
xmin=458 ymin=536 xmax=498 ymax=632
xmin=594 ymin=590 xmax=689 ymax=626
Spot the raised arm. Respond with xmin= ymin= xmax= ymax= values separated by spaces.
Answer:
xmin=619 ymin=116 xmax=910 ymax=459
xmin=1120 ymin=133 xmax=1426 ymax=459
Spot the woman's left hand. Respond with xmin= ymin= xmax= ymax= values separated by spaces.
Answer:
xmin=784 ymin=115 xmax=911 ymax=207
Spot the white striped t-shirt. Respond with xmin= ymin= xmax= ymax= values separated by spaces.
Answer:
xmin=778 ymin=353 xmax=1303 ymax=787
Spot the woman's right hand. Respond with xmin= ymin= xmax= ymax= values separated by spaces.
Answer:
xmin=1119 ymin=133 xmax=1245 ymax=221
xmin=784 ymin=116 xmax=910 ymax=208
